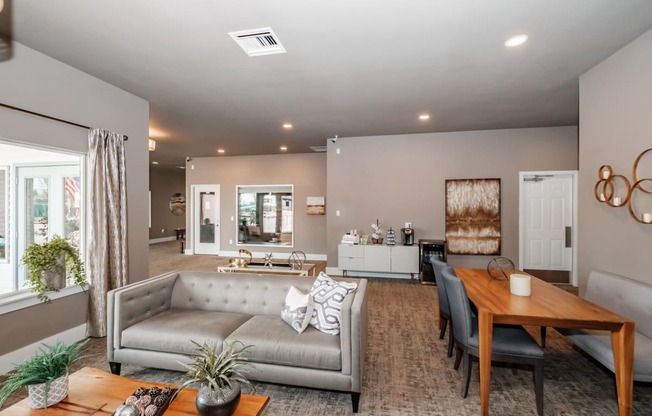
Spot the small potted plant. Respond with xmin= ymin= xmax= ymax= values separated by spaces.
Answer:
xmin=176 ymin=340 xmax=254 ymax=416
xmin=0 ymin=340 xmax=88 ymax=409
xmin=20 ymin=235 xmax=87 ymax=303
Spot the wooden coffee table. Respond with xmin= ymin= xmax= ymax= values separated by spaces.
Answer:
xmin=0 ymin=367 xmax=269 ymax=415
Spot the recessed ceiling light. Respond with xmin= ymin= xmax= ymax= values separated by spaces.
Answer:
xmin=152 ymin=161 xmax=159 ymax=165
xmin=505 ymin=34 xmax=528 ymax=47
xmin=217 ymin=149 xmax=225 ymax=154
xmin=280 ymin=146 xmax=288 ymax=151
xmin=177 ymin=166 xmax=186 ymax=169
xmin=283 ymin=123 xmax=293 ymax=129
xmin=418 ymin=114 xmax=430 ymax=120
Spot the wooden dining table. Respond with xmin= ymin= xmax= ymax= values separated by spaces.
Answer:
xmin=454 ymin=268 xmax=635 ymax=416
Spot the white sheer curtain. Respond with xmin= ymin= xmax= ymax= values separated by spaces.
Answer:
xmin=86 ymin=128 xmax=128 ymax=337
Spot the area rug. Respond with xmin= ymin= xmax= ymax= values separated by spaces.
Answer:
xmin=4 ymin=279 xmax=651 ymax=415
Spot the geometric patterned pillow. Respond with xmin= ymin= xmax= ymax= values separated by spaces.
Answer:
xmin=281 ymin=285 xmax=314 ymax=334
xmin=309 ymin=272 xmax=357 ymax=335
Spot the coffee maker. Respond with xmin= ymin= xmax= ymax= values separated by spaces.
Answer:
xmin=401 ymin=223 xmax=415 ymax=245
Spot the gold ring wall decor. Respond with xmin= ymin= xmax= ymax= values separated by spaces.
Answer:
xmin=596 ymin=148 xmax=652 ymax=224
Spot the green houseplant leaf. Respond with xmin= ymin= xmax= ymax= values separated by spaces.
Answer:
xmin=20 ymin=235 xmax=87 ymax=303
xmin=0 ymin=340 xmax=88 ymax=409
xmin=174 ymin=340 xmax=255 ymax=402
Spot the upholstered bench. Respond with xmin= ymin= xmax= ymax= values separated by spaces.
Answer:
xmin=557 ymin=270 xmax=652 ymax=381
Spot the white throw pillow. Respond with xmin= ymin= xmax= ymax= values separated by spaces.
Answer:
xmin=281 ymin=285 xmax=314 ymax=333
xmin=309 ymin=272 xmax=357 ymax=335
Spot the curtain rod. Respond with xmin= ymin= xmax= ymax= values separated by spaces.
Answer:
xmin=0 ymin=102 xmax=129 ymax=140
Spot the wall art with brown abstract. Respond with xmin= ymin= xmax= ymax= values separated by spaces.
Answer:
xmin=445 ymin=178 xmax=501 ymax=255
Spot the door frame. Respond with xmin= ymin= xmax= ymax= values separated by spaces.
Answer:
xmin=518 ymin=170 xmax=579 ymax=286
xmin=190 ymin=184 xmax=221 ymax=255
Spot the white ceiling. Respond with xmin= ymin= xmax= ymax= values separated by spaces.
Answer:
xmin=8 ymin=1 xmax=652 ymax=167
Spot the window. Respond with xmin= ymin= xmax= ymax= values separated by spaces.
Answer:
xmin=237 ymin=185 xmax=293 ymax=246
xmin=0 ymin=141 xmax=84 ymax=299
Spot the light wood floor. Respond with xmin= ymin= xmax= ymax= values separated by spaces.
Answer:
xmin=149 ymin=241 xmax=327 ymax=278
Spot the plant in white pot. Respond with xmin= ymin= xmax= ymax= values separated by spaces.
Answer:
xmin=176 ymin=340 xmax=255 ymax=416
xmin=20 ymin=235 xmax=86 ymax=303
xmin=0 ymin=340 xmax=88 ymax=409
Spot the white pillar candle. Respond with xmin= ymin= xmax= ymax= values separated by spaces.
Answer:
xmin=602 ymin=170 xmax=609 ymax=179
xmin=599 ymin=193 xmax=606 ymax=202
xmin=613 ymin=197 xmax=622 ymax=206
xmin=510 ymin=273 xmax=532 ymax=297
xmin=643 ymin=213 xmax=652 ymax=223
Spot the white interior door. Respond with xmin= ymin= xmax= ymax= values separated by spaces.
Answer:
xmin=520 ymin=172 xmax=576 ymax=284
xmin=192 ymin=184 xmax=220 ymax=255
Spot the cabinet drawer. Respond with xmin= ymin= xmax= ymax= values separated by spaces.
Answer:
xmin=339 ymin=244 xmax=363 ymax=258
xmin=339 ymin=256 xmax=364 ymax=270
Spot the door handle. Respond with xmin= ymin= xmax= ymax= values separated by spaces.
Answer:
xmin=565 ymin=226 xmax=572 ymax=248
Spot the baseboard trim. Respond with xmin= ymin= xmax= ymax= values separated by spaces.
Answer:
xmin=0 ymin=324 xmax=87 ymax=374
xmin=149 ymin=237 xmax=177 ymax=244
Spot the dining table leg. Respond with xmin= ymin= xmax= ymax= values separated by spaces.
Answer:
xmin=611 ymin=321 xmax=635 ymax=416
xmin=478 ymin=308 xmax=494 ymax=416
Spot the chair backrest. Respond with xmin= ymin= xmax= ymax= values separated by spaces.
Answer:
xmin=431 ymin=259 xmax=452 ymax=315
xmin=441 ymin=268 xmax=474 ymax=347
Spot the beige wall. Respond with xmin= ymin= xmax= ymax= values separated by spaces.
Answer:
xmin=578 ymin=29 xmax=652 ymax=289
xmin=327 ymin=127 xmax=579 ymax=269
xmin=185 ymin=153 xmax=327 ymax=256
xmin=149 ymin=167 xmax=186 ymax=240
xmin=0 ymin=42 xmax=149 ymax=355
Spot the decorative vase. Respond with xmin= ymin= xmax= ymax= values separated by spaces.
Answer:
xmin=28 ymin=372 xmax=68 ymax=409
xmin=40 ymin=253 xmax=66 ymax=289
xmin=195 ymin=384 xmax=241 ymax=416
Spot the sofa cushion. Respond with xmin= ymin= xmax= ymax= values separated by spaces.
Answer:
xmin=281 ymin=285 xmax=314 ymax=334
xmin=558 ymin=328 xmax=652 ymax=382
xmin=121 ymin=309 xmax=252 ymax=355
xmin=225 ymin=315 xmax=342 ymax=371
xmin=309 ymin=272 xmax=357 ymax=335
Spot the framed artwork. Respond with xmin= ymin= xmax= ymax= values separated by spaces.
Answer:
xmin=445 ymin=178 xmax=501 ymax=255
xmin=307 ymin=196 xmax=325 ymax=215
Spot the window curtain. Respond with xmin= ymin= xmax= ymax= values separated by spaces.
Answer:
xmin=86 ymin=128 xmax=128 ymax=337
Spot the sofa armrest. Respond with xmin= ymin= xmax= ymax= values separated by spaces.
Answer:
xmin=343 ymin=279 xmax=368 ymax=392
xmin=107 ymin=272 xmax=178 ymax=361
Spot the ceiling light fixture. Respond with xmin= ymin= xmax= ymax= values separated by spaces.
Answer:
xmin=217 ymin=149 xmax=225 ymax=154
xmin=505 ymin=34 xmax=528 ymax=47
xmin=283 ymin=123 xmax=293 ymax=129
xmin=280 ymin=146 xmax=288 ymax=151
xmin=418 ymin=114 xmax=430 ymax=120
xmin=152 ymin=161 xmax=159 ymax=165
xmin=148 ymin=139 xmax=156 ymax=151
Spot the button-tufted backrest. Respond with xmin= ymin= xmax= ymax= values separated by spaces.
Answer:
xmin=170 ymin=272 xmax=317 ymax=316
xmin=584 ymin=270 xmax=652 ymax=339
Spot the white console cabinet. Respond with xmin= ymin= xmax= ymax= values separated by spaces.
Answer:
xmin=338 ymin=244 xmax=419 ymax=279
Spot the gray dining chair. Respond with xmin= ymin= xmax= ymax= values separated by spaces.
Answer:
xmin=431 ymin=259 xmax=455 ymax=358
xmin=442 ymin=269 xmax=544 ymax=416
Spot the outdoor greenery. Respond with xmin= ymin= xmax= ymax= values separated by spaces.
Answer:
xmin=20 ymin=235 xmax=87 ymax=303
xmin=176 ymin=340 xmax=255 ymax=400
xmin=0 ymin=340 xmax=88 ymax=408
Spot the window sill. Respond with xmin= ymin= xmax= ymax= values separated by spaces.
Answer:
xmin=0 ymin=285 xmax=86 ymax=315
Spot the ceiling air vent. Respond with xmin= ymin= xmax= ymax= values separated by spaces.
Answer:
xmin=310 ymin=146 xmax=327 ymax=153
xmin=229 ymin=27 xmax=286 ymax=57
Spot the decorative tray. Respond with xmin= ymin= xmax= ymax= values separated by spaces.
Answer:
xmin=113 ymin=386 xmax=177 ymax=416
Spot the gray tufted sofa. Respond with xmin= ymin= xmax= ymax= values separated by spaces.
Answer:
xmin=107 ymin=271 xmax=368 ymax=412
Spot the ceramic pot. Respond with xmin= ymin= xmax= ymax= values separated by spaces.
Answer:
xmin=28 ymin=372 xmax=68 ymax=409
xmin=195 ymin=384 xmax=241 ymax=416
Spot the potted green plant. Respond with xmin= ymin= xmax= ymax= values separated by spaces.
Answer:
xmin=0 ymin=340 xmax=88 ymax=409
xmin=176 ymin=340 xmax=255 ymax=416
xmin=20 ymin=235 xmax=86 ymax=303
